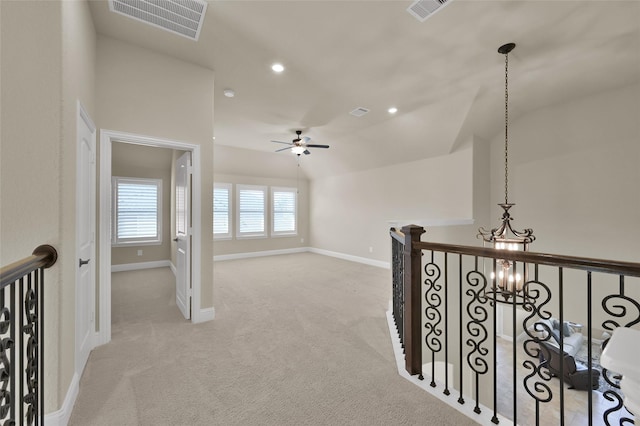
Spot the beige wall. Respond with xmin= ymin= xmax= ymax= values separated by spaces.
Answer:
xmin=1 ymin=0 xmax=96 ymax=413
xmin=487 ymin=83 xmax=640 ymax=332
xmin=111 ymin=143 xmax=173 ymax=265
xmin=96 ymin=35 xmax=215 ymax=309
xmin=61 ymin=0 xmax=97 ymax=412
xmin=309 ymin=147 xmax=475 ymax=263
xmin=493 ymin=83 xmax=640 ymax=262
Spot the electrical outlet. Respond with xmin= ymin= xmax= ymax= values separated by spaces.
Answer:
xmin=137 ymin=250 xmax=143 ymax=256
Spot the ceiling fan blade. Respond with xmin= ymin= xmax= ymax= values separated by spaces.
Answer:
xmin=304 ymin=150 xmax=311 ymax=155
xmin=271 ymin=140 xmax=292 ymax=145
xmin=275 ymin=146 xmax=291 ymax=152
xmin=305 ymin=144 xmax=330 ymax=149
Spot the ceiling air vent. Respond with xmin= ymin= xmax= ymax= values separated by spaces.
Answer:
xmin=349 ymin=107 xmax=370 ymax=117
xmin=108 ymin=0 xmax=208 ymax=41
xmin=407 ymin=0 xmax=451 ymax=22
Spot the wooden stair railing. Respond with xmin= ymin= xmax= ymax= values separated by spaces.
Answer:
xmin=0 ymin=245 xmax=57 ymax=426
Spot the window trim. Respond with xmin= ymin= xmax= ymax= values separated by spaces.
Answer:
xmin=271 ymin=186 xmax=298 ymax=237
xmin=236 ymin=184 xmax=267 ymax=239
xmin=213 ymin=182 xmax=232 ymax=240
xmin=111 ymin=176 xmax=163 ymax=247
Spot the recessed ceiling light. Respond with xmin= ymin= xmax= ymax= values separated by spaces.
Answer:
xmin=271 ymin=63 xmax=285 ymax=73
xmin=388 ymin=107 xmax=398 ymax=114
xmin=223 ymin=89 xmax=235 ymax=98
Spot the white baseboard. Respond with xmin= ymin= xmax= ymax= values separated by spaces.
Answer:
xmin=213 ymin=247 xmax=309 ymax=262
xmin=169 ymin=261 xmax=176 ymax=276
xmin=45 ymin=372 xmax=79 ymax=426
xmin=214 ymin=246 xmax=390 ymax=269
xmin=195 ymin=307 xmax=215 ymax=323
xmin=309 ymin=247 xmax=390 ymax=269
xmin=111 ymin=260 xmax=172 ymax=273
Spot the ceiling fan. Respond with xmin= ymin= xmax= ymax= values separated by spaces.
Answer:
xmin=271 ymin=130 xmax=330 ymax=155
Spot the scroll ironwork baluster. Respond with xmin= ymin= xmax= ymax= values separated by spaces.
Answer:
xmin=424 ymin=250 xmax=442 ymax=388
xmin=522 ymin=264 xmax=553 ymax=426
xmin=601 ymin=275 xmax=639 ymax=425
xmin=465 ymin=256 xmax=489 ymax=415
xmin=443 ymin=253 xmax=450 ymax=396
xmin=458 ymin=254 xmax=464 ymax=405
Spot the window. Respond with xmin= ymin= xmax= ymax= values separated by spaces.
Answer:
xmin=213 ymin=183 xmax=232 ymax=239
xmin=236 ymin=185 xmax=266 ymax=238
xmin=112 ymin=177 xmax=162 ymax=246
xmin=272 ymin=187 xmax=297 ymax=236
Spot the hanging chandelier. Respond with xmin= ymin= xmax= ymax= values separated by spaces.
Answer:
xmin=478 ymin=43 xmax=535 ymax=305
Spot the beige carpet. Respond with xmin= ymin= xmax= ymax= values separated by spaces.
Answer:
xmin=69 ymin=253 xmax=479 ymax=425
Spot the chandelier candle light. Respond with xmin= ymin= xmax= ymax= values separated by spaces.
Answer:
xmin=478 ymin=43 xmax=535 ymax=304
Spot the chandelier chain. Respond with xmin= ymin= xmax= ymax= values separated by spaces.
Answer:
xmin=504 ymin=50 xmax=509 ymax=205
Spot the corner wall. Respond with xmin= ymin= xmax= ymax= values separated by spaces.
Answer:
xmin=0 ymin=0 xmax=97 ymax=414
xmin=309 ymin=148 xmax=475 ymax=263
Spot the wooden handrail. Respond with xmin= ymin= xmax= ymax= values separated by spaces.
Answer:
xmin=415 ymin=241 xmax=640 ymax=278
xmin=0 ymin=244 xmax=58 ymax=289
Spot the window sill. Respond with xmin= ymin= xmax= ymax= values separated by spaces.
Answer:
xmin=271 ymin=232 xmax=298 ymax=238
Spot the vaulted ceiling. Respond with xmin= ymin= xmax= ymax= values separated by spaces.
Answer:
xmin=89 ymin=1 xmax=640 ymax=178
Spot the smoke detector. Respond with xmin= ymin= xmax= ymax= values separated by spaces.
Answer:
xmin=108 ymin=0 xmax=208 ymax=41
xmin=407 ymin=0 xmax=451 ymax=22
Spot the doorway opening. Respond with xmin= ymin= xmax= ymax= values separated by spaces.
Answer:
xmin=98 ymin=130 xmax=203 ymax=346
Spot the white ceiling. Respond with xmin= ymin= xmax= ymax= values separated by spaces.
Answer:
xmin=88 ymin=0 xmax=640 ymax=178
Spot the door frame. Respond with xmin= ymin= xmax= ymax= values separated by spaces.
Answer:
xmin=76 ymin=101 xmax=96 ymax=375
xmin=97 ymin=129 xmax=203 ymax=346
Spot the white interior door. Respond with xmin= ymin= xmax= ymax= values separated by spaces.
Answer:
xmin=76 ymin=102 xmax=96 ymax=375
xmin=175 ymin=151 xmax=191 ymax=319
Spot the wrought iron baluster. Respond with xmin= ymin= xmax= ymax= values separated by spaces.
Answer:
xmin=491 ymin=258 xmax=498 ymax=425
xmin=465 ymin=256 xmax=489 ymax=415
xmin=458 ymin=254 xmax=464 ymax=405
xmin=444 ymin=253 xmax=450 ymax=396
xmin=19 ymin=277 xmax=24 ymax=425
xmin=558 ymin=267 xmax=565 ymax=426
xmin=39 ymin=267 xmax=44 ymax=426
xmin=424 ymin=250 xmax=442 ymax=388
xmin=0 ymin=286 xmax=13 ymax=424
xmin=601 ymin=275 xmax=638 ymax=425
xmin=587 ymin=272 xmax=593 ymax=426
xmin=10 ymin=282 xmax=15 ymax=424
xmin=522 ymin=264 xmax=553 ymax=426
xmin=24 ymin=271 xmax=38 ymax=425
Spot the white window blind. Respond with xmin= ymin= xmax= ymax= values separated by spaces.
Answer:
xmin=272 ymin=187 xmax=297 ymax=235
xmin=112 ymin=177 xmax=162 ymax=246
xmin=237 ymin=185 xmax=266 ymax=237
xmin=213 ymin=183 xmax=231 ymax=239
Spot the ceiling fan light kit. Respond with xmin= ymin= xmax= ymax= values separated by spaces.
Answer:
xmin=270 ymin=130 xmax=330 ymax=156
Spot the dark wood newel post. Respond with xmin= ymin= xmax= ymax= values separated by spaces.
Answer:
xmin=401 ymin=224 xmax=425 ymax=376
